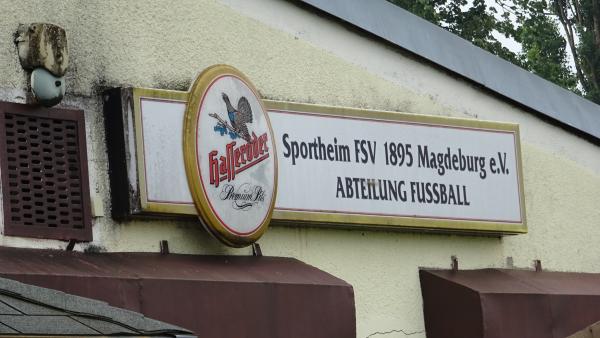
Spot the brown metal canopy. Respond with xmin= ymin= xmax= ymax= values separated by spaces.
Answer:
xmin=0 ymin=247 xmax=355 ymax=338
xmin=420 ymin=268 xmax=600 ymax=338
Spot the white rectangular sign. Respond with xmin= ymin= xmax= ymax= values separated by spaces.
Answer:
xmin=269 ymin=107 xmax=523 ymax=228
xmin=130 ymin=89 xmax=526 ymax=234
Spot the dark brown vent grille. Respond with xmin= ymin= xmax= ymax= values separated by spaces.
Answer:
xmin=0 ymin=102 xmax=92 ymax=241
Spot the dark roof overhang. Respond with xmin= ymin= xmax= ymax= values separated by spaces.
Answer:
xmin=0 ymin=272 xmax=193 ymax=336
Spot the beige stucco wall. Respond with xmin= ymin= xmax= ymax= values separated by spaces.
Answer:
xmin=0 ymin=1 xmax=599 ymax=337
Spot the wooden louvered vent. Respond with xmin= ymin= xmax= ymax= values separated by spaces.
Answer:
xmin=0 ymin=102 xmax=92 ymax=241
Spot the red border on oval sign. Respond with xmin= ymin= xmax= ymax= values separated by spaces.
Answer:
xmin=183 ymin=65 xmax=278 ymax=247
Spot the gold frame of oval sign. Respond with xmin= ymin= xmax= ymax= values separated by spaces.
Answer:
xmin=183 ymin=64 xmax=278 ymax=247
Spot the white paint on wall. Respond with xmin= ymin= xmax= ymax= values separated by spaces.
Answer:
xmin=0 ymin=1 xmax=597 ymax=337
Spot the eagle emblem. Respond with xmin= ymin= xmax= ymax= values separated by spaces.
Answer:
xmin=210 ymin=93 xmax=253 ymax=142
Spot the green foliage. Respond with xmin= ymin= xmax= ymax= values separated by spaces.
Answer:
xmin=388 ymin=0 xmax=440 ymax=22
xmin=562 ymin=0 xmax=600 ymax=102
xmin=514 ymin=1 xmax=578 ymax=91
xmin=578 ymin=29 xmax=600 ymax=101
xmin=387 ymin=0 xmax=594 ymax=102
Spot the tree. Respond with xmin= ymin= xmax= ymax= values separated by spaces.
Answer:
xmin=387 ymin=0 xmax=594 ymax=103
xmin=553 ymin=0 xmax=600 ymax=102
xmin=509 ymin=0 xmax=578 ymax=91
xmin=388 ymin=0 xmax=525 ymax=67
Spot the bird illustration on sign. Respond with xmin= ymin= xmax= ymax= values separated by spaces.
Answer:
xmin=210 ymin=93 xmax=253 ymax=142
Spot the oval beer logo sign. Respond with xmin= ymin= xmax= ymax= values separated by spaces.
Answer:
xmin=183 ymin=65 xmax=277 ymax=247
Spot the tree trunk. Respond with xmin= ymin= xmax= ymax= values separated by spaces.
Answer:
xmin=593 ymin=0 xmax=600 ymax=47
xmin=555 ymin=0 xmax=589 ymax=91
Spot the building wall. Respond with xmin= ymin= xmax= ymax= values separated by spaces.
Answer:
xmin=0 ymin=1 xmax=599 ymax=337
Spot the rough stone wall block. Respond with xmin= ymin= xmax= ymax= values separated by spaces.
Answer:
xmin=15 ymin=23 xmax=68 ymax=77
